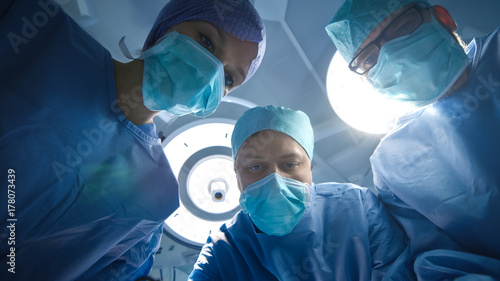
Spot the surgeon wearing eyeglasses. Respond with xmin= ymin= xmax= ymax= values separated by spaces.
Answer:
xmin=189 ymin=105 xmax=410 ymax=280
xmin=326 ymin=0 xmax=500 ymax=279
xmin=0 ymin=0 xmax=265 ymax=280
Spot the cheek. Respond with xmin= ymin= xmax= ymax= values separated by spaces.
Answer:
xmin=298 ymin=163 xmax=313 ymax=185
xmin=235 ymin=173 xmax=245 ymax=193
xmin=227 ymin=42 xmax=258 ymax=82
xmin=238 ymin=173 xmax=258 ymax=191
xmin=304 ymin=172 xmax=313 ymax=185
xmin=235 ymin=166 xmax=251 ymax=192
xmin=293 ymin=173 xmax=311 ymax=185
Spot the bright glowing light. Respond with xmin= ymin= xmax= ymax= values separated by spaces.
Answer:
xmin=326 ymin=52 xmax=412 ymax=134
xmin=164 ymin=123 xmax=234 ymax=176
xmin=187 ymin=155 xmax=239 ymax=214
xmin=165 ymin=205 xmax=226 ymax=247
xmin=163 ymin=122 xmax=239 ymax=246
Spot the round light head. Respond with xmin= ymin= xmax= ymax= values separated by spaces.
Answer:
xmin=326 ymin=51 xmax=413 ymax=134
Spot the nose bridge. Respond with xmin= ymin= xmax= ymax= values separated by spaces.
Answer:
xmin=215 ymin=47 xmax=229 ymax=67
xmin=268 ymin=162 xmax=288 ymax=179
xmin=378 ymin=36 xmax=389 ymax=48
xmin=268 ymin=162 xmax=278 ymax=174
xmin=215 ymin=49 xmax=229 ymax=95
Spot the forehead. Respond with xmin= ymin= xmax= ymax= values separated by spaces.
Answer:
xmin=357 ymin=3 xmax=416 ymax=52
xmin=169 ymin=20 xmax=214 ymax=32
xmin=236 ymin=130 xmax=306 ymax=160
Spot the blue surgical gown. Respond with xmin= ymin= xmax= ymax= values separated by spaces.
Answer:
xmin=0 ymin=0 xmax=179 ymax=280
xmin=371 ymin=27 xmax=500 ymax=280
xmin=189 ymin=183 xmax=411 ymax=281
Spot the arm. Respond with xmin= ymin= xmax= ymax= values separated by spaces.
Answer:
xmin=373 ymin=171 xmax=463 ymax=258
xmin=188 ymin=237 xmax=222 ymax=281
xmin=1 ymin=0 xmax=61 ymax=21
xmin=0 ymin=0 xmax=14 ymax=19
xmin=361 ymin=188 xmax=414 ymax=281
xmin=414 ymin=249 xmax=500 ymax=280
xmin=79 ymin=223 xmax=164 ymax=281
xmin=373 ymin=173 xmax=500 ymax=280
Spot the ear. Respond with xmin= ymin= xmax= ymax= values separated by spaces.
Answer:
xmin=432 ymin=5 xmax=457 ymax=33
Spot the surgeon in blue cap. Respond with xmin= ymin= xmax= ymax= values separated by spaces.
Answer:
xmin=0 ymin=0 xmax=265 ymax=280
xmin=326 ymin=0 xmax=500 ymax=280
xmin=189 ymin=105 xmax=411 ymax=280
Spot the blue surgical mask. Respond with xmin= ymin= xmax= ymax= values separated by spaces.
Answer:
xmin=141 ymin=31 xmax=224 ymax=117
xmin=367 ymin=17 xmax=470 ymax=108
xmin=239 ymin=173 xmax=310 ymax=236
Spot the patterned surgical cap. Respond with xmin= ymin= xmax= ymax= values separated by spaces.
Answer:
xmin=144 ymin=0 xmax=266 ymax=84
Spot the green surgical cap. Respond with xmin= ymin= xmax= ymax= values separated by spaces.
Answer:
xmin=325 ymin=0 xmax=430 ymax=62
xmin=231 ymin=105 xmax=314 ymax=160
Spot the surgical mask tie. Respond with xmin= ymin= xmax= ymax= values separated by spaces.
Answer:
xmin=239 ymin=173 xmax=310 ymax=236
xmin=367 ymin=17 xmax=470 ymax=108
xmin=139 ymin=31 xmax=224 ymax=117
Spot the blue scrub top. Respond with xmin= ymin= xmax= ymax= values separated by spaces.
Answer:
xmin=371 ymin=27 xmax=500 ymax=279
xmin=0 ymin=0 xmax=179 ymax=280
xmin=189 ymin=183 xmax=411 ymax=281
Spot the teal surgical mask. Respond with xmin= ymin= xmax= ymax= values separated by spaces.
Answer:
xmin=367 ymin=18 xmax=470 ymax=108
xmin=239 ymin=173 xmax=310 ymax=236
xmin=141 ymin=31 xmax=224 ymax=117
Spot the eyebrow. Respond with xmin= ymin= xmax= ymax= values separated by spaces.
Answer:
xmin=238 ymin=153 xmax=263 ymax=160
xmin=240 ymin=153 xmax=300 ymax=161
xmin=279 ymin=153 xmax=300 ymax=159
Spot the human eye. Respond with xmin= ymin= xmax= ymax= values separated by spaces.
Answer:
xmin=283 ymin=162 xmax=299 ymax=169
xmin=392 ymin=22 xmax=414 ymax=38
xmin=200 ymin=34 xmax=214 ymax=53
xmin=363 ymin=53 xmax=378 ymax=69
xmin=225 ymin=72 xmax=235 ymax=88
xmin=354 ymin=48 xmax=379 ymax=72
xmin=248 ymin=164 xmax=261 ymax=171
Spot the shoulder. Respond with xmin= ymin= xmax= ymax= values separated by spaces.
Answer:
xmin=207 ymin=212 xmax=255 ymax=245
xmin=2 ymin=0 xmax=107 ymax=58
xmin=313 ymin=182 xmax=378 ymax=210
xmin=190 ymin=213 xmax=258 ymax=280
xmin=467 ymin=26 xmax=500 ymax=65
xmin=481 ymin=26 xmax=500 ymax=46
xmin=315 ymin=182 xmax=370 ymax=197
xmin=312 ymin=183 xmax=390 ymax=230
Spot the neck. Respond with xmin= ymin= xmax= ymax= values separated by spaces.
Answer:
xmin=113 ymin=59 xmax=159 ymax=125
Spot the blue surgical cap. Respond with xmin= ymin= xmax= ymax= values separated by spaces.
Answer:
xmin=325 ymin=0 xmax=430 ymax=62
xmin=231 ymin=106 xmax=314 ymax=160
xmin=144 ymin=0 xmax=266 ymax=84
